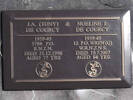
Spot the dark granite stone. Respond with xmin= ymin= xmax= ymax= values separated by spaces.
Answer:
xmin=1 ymin=10 xmax=132 ymax=90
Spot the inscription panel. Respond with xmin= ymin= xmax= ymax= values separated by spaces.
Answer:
xmin=2 ymin=10 xmax=132 ymax=90
xmin=10 ymin=17 xmax=122 ymax=82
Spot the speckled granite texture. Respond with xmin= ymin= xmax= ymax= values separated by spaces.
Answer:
xmin=0 ymin=0 xmax=133 ymax=100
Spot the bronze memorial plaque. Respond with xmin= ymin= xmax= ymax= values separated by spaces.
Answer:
xmin=1 ymin=10 xmax=132 ymax=90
